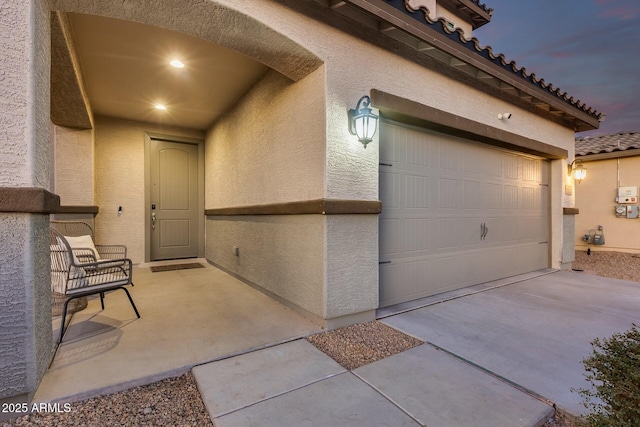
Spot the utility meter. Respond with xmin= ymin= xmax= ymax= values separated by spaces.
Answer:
xmin=617 ymin=186 xmax=638 ymax=203
xmin=615 ymin=205 xmax=627 ymax=217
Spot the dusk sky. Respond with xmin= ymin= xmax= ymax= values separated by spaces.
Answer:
xmin=473 ymin=0 xmax=640 ymax=137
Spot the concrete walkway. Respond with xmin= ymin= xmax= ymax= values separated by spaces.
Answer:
xmin=193 ymin=340 xmax=552 ymax=427
xmin=193 ymin=270 xmax=640 ymax=426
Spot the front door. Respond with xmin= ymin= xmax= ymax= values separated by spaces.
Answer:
xmin=150 ymin=139 xmax=199 ymax=260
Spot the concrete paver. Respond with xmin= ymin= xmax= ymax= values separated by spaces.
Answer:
xmin=192 ymin=340 xmax=346 ymax=418
xmin=213 ymin=372 xmax=421 ymax=427
xmin=195 ymin=339 xmax=553 ymax=427
xmin=354 ymin=344 xmax=553 ymax=427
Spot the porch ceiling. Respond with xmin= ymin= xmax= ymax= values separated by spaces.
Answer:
xmin=54 ymin=13 xmax=270 ymax=130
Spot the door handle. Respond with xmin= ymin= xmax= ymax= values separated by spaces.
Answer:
xmin=480 ymin=222 xmax=488 ymax=240
xmin=151 ymin=212 xmax=156 ymax=231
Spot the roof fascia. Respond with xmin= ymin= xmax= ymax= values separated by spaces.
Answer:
xmin=344 ymin=0 xmax=601 ymax=129
xmin=438 ymin=0 xmax=491 ymax=28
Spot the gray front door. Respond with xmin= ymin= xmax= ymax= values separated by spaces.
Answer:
xmin=150 ymin=139 xmax=199 ymax=260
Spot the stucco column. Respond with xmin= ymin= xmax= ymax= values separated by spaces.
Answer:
xmin=0 ymin=0 xmax=54 ymax=414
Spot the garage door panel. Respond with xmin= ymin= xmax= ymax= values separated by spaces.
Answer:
xmin=503 ymin=153 xmax=520 ymax=180
xmin=438 ymin=178 xmax=462 ymax=209
xmin=380 ymin=258 xmax=434 ymax=306
xmin=405 ymin=218 xmax=431 ymax=253
xmin=522 ymin=157 xmax=541 ymax=182
xmin=483 ymin=182 xmax=502 ymax=210
xmin=406 ymin=174 xmax=430 ymax=208
xmin=380 ymin=218 xmax=401 ymax=257
xmin=521 ymin=186 xmax=542 ymax=210
xmin=379 ymin=123 xmax=550 ymax=308
xmin=437 ymin=218 xmax=464 ymax=250
xmin=503 ymin=185 xmax=519 ymax=209
xmin=463 ymin=180 xmax=482 ymax=209
xmin=406 ymin=130 xmax=431 ymax=167
xmin=380 ymin=171 xmax=400 ymax=210
xmin=438 ymin=140 xmax=464 ymax=171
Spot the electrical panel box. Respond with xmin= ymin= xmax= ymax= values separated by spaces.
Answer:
xmin=618 ymin=186 xmax=638 ymax=203
xmin=627 ymin=205 xmax=640 ymax=219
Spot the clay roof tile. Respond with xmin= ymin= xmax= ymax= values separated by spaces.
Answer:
xmin=575 ymin=131 xmax=640 ymax=156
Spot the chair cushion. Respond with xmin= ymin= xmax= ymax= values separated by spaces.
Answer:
xmin=65 ymin=235 xmax=101 ymax=263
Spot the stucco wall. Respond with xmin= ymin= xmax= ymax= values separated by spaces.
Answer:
xmin=206 ymin=215 xmax=325 ymax=317
xmin=204 ymin=66 xmax=329 ymax=318
xmin=0 ymin=0 xmax=52 ymax=406
xmin=0 ymin=215 xmax=52 ymax=401
xmin=53 ymin=125 xmax=94 ymax=205
xmin=94 ymin=116 xmax=204 ymax=263
xmin=0 ymin=0 xmax=50 ymax=189
xmin=575 ymin=156 xmax=640 ymax=253
xmin=205 ymin=69 xmax=325 ymax=206
xmin=51 ymin=0 xmax=575 ymax=323
xmin=325 ymin=215 xmax=378 ymax=318
xmin=205 ymin=0 xmax=574 ymax=318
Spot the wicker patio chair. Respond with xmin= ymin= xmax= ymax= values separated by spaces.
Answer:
xmin=49 ymin=221 xmax=140 ymax=343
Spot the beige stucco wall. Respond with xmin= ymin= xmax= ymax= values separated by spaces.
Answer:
xmin=206 ymin=215 xmax=325 ymax=317
xmin=205 ymin=0 xmax=573 ymax=319
xmin=94 ymin=116 xmax=204 ymax=263
xmin=232 ymin=0 xmax=573 ymax=270
xmin=52 ymin=125 xmax=94 ymax=205
xmin=205 ymin=69 xmax=326 ymax=206
xmin=204 ymin=67 xmax=330 ymax=319
xmin=575 ymin=156 xmax=640 ymax=253
xmin=47 ymin=0 xmax=572 ymax=321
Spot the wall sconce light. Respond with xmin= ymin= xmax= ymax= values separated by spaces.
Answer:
xmin=568 ymin=159 xmax=587 ymax=183
xmin=498 ymin=113 xmax=512 ymax=120
xmin=348 ymin=95 xmax=379 ymax=148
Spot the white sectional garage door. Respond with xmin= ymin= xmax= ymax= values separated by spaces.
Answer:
xmin=379 ymin=122 xmax=550 ymax=307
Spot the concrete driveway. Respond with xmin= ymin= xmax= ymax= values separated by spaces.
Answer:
xmin=382 ymin=270 xmax=640 ymax=415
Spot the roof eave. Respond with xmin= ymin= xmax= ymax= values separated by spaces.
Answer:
xmin=343 ymin=0 xmax=600 ymax=130
xmin=576 ymin=148 xmax=640 ymax=161
xmin=437 ymin=0 xmax=492 ymax=29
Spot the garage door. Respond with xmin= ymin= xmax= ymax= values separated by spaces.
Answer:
xmin=379 ymin=122 xmax=550 ymax=307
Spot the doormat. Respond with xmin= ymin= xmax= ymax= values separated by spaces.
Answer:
xmin=150 ymin=263 xmax=205 ymax=273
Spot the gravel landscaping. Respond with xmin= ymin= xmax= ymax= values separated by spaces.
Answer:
xmin=4 ymin=250 xmax=638 ymax=426
xmin=307 ymin=320 xmax=423 ymax=370
xmin=573 ymin=249 xmax=640 ymax=282
xmin=2 ymin=373 xmax=212 ymax=427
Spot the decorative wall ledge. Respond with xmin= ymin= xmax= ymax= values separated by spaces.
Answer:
xmin=205 ymin=199 xmax=382 ymax=216
xmin=58 ymin=205 xmax=99 ymax=214
xmin=0 ymin=187 xmax=61 ymax=214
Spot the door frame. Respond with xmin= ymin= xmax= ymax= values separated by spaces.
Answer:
xmin=144 ymin=133 xmax=205 ymax=262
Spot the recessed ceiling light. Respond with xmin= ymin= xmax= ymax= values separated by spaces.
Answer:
xmin=170 ymin=60 xmax=184 ymax=68
xmin=154 ymin=104 xmax=167 ymax=110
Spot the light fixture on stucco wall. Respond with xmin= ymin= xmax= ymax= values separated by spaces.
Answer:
xmin=348 ymin=95 xmax=379 ymax=148
xmin=568 ymin=159 xmax=587 ymax=183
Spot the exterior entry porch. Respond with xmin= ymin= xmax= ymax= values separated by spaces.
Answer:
xmin=34 ymin=260 xmax=320 ymax=403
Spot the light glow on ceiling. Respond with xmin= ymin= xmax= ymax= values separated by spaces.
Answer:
xmin=154 ymin=104 xmax=167 ymax=110
xmin=170 ymin=59 xmax=185 ymax=68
